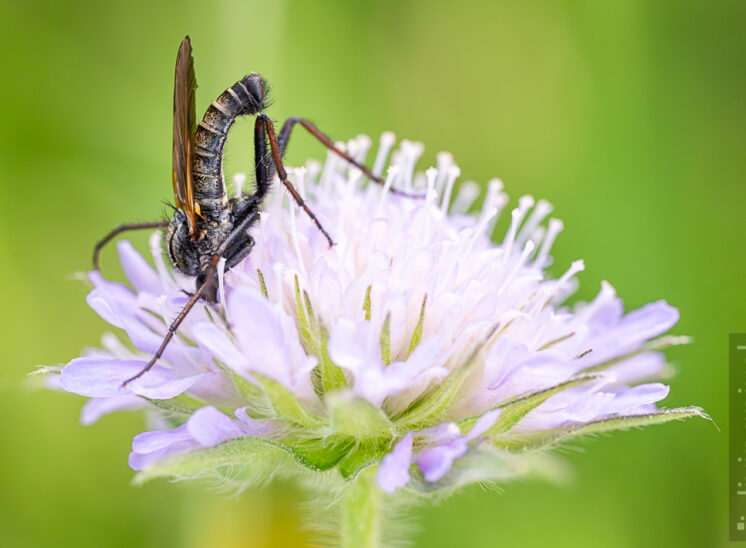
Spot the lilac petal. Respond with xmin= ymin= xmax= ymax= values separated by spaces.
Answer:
xmin=617 ymin=301 xmax=679 ymax=342
xmin=376 ymin=432 xmax=413 ymax=494
xmin=583 ymin=301 xmax=680 ymax=366
xmin=192 ymin=322 xmax=247 ymax=369
xmin=131 ymin=423 xmax=191 ymax=453
xmin=45 ymin=373 xmax=63 ymax=390
xmin=129 ymin=439 xmax=196 ymax=471
xmin=603 ymin=383 xmax=670 ymax=415
xmin=117 ymin=240 xmax=163 ymax=295
xmin=87 ymin=284 xmax=205 ymax=369
xmin=80 ymin=395 xmax=144 ymax=425
xmin=187 ymin=370 xmax=242 ymax=404
xmin=489 ymin=354 xmax=577 ymax=398
xmin=464 ymin=409 xmax=502 ymax=441
xmin=416 ymin=440 xmax=468 ymax=483
xmin=583 ymin=281 xmax=623 ymax=329
xmin=327 ymin=318 xmax=380 ymax=372
xmin=86 ymin=289 xmax=126 ymax=329
xmin=234 ymin=407 xmax=276 ymax=437
xmin=186 ymin=406 xmax=245 ymax=447
xmin=607 ymin=352 xmax=667 ymax=385
xmin=128 ymin=407 xmax=244 ymax=471
xmin=129 ymin=371 xmax=208 ymax=400
xmin=87 ymin=289 xmax=161 ymax=352
xmin=61 ymin=358 xmax=146 ymax=397
xmin=226 ymin=289 xmax=294 ymax=385
xmin=417 ymin=422 xmax=461 ymax=445
xmin=414 ymin=411 xmax=501 ymax=483
xmin=89 ymin=271 xmax=135 ymax=302
xmin=61 ymin=358 xmax=205 ymax=399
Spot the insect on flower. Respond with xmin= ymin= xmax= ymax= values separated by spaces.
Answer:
xmin=92 ymin=36 xmax=419 ymax=386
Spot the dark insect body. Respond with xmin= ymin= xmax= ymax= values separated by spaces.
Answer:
xmin=93 ymin=36 xmax=418 ymax=386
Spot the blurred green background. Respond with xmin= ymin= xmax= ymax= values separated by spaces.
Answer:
xmin=1 ymin=0 xmax=743 ymax=546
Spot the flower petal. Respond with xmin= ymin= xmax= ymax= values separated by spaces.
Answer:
xmin=464 ymin=408 xmax=501 ymax=441
xmin=80 ymin=395 xmax=144 ymax=425
xmin=226 ymin=288 xmax=296 ymax=387
xmin=61 ymin=358 xmax=206 ymax=399
xmin=186 ymin=406 xmax=245 ymax=447
xmin=376 ymin=432 xmax=413 ymax=494
xmin=117 ymin=240 xmax=164 ymax=295
xmin=132 ymin=424 xmax=191 ymax=453
xmin=192 ymin=322 xmax=247 ymax=370
xmin=602 ymin=383 xmax=670 ymax=415
xmin=416 ymin=440 xmax=467 ymax=483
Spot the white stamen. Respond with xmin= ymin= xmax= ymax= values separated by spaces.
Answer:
xmin=355 ymin=134 xmax=372 ymax=164
xmin=396 ymin=140 xmax=424 ymax=191
xmin=347 ymin=167 xmax=362 ymax=194
xmin=372 ymin=131 xmax=396 ymax=177
xmin=451 ymin=180 xmax=480 ymax=214
xmin=528 ymin=225 xmax=546 ymax=251
xmin=502 ymin=195 xmax=534 ymax=262
xmin=293 ymin=167 xmax=307 ymax=199
xmin=345 ymin=138 xmax=366 ymax=181
xmin=273 ymin=171 xmax=285 ymax=208
xmin=486 ymin=177 xmax=504 ymax=198
xmin=377 ymin=165 xmax=400 ymax=213
xmin=341 ymin=170 xmax=363 ymax=233
xmin=516 ymin=199 xmax=553 ymax=246
xmin=466 ymin=206 xmax=498 ymax=256
xmin=289 ymin=204 xmax=308 ymax=279
xmin=101 ymin=332 xmax=135 ymax=359
xmin=305 ymin=159 xmax=322 ymax=185
xmin=149 ymin=231 xmax=175 ymax=287
xmin=559 ymin=259 xmax=585 ymax=285
xmin=476 ymin=178 xmax=507 ymax=237
xmin=156 ymin=294 xmax=170 ymax=327
xmin=420 ymin=167 xmax=440 ymax=242
xmin=233 ymin=173 xmax=248 ymax=196
xmin=272 ymin=262 xmax=285 ymax=306
xmin=488 ymin=193 xmax=509 ymax=235
xmin=439 ymin=165 xmax=461 ymax=214
xmin=412 ymin=172 xmax=426 ymax=191
xmin=346 ymin=137 xmax=360 ymax=165
xmin=534 ymin=218 xmax=564 ymax=268
xmin=498 ymin=240 xmax=536 ymax=294
xmin=255 ymin=211 xmax=269 ymax=262
xmin=217 ymin=257 xmax=227 ymax=307
xmin=320 ymin=145 xmax=341 ymax=196
xmin=425 ymin=167 xmax=438 ymax=197
xmin=435 ymin=152 xmax=454 ymax=194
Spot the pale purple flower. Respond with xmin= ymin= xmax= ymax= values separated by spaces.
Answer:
xmin=52 ymin=132 xmax=704 ymax=495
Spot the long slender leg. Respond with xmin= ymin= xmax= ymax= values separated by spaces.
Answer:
xmin=122 ymin=210 xmax=260 ymax=386
xmin=93 ymin=221 xmax=168 ymax=271
xmin=253 ymin=115 xmax=271 ymax=200
xmin=260 ymin=114 xmax=335 ymax=247
xmin=121 ymin=256 xmax=217 ymax=386
xmin=273 ymin=116 xmax=422 ymax=198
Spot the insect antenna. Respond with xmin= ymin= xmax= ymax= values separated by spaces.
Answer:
xmin=93 ymin=221 xmax=169 ymax=271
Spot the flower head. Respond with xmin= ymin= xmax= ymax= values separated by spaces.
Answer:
xmin=54 ymin=132 xmax=704 ymax=495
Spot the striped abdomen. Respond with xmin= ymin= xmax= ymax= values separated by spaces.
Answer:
xmin=192 ymin=73 xmax=267 ymax=218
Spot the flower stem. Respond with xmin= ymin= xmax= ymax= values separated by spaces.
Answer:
xmin=341 ymin=467 xmax=382 ymax=548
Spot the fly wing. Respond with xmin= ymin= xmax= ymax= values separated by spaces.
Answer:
xmin=172 ymin=35 xmax=198 ymax=237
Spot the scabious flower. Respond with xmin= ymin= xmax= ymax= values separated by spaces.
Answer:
xmin=52 ymin=132 xmax=704 ymax=545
